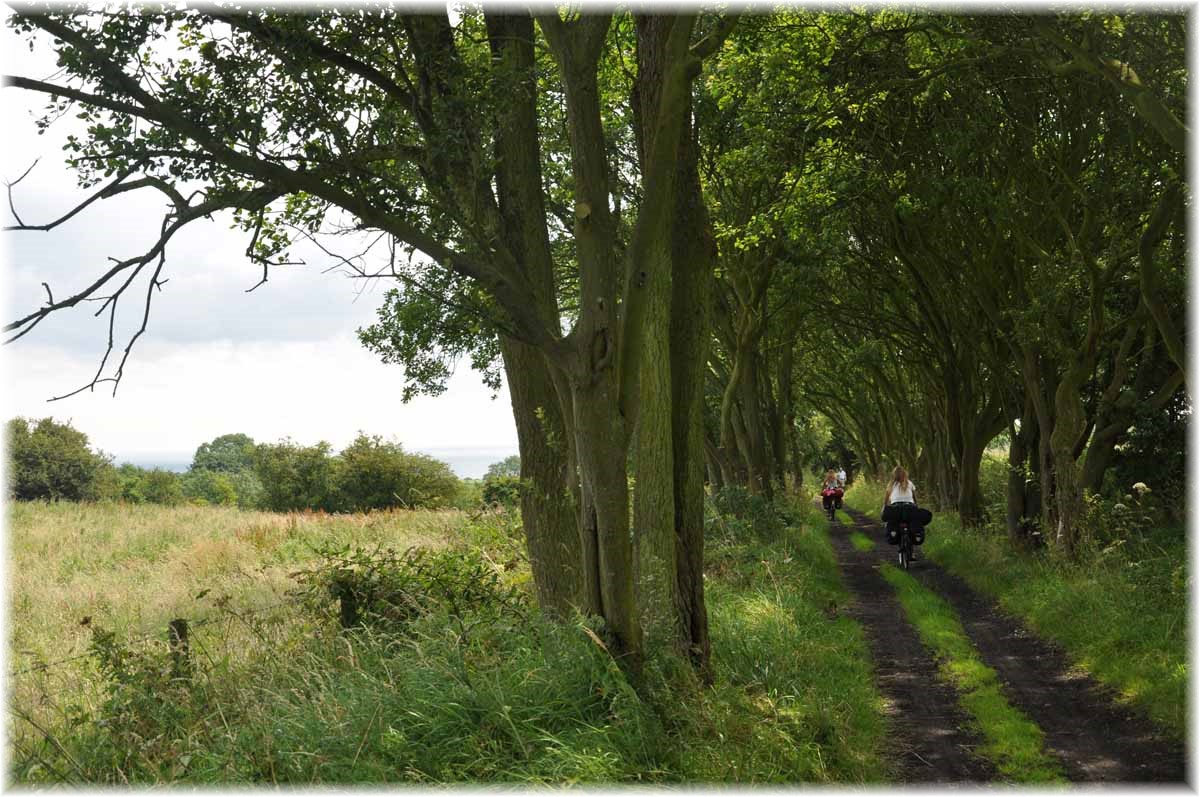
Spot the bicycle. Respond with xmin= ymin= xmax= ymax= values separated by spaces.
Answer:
xmin=821 ymin=487 xmax=844 ymax=521
xmin=896 ymin=519 xmax=914 ymax=570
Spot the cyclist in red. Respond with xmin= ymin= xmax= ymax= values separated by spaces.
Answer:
xmin=821 ymin=468 xmax=844 ymax=515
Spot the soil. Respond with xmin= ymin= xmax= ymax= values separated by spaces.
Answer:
xmin=828 ymin=506 xmax=1188 ymax=785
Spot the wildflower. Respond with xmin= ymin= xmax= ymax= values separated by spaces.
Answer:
xmin=1132 ymin=482 xmax=1150 ymax=494
xmin=1112 ymin=503 xmax=1127 ymax=512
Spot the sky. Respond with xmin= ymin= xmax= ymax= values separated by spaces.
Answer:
xmin=0 ymin=13 xmax=519 ymax=477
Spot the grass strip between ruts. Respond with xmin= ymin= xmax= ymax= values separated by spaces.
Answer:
xmin=835 ymin=510 xmax=855 ymax=525
xmin=849 ymin=532 xmax=874 ymax=552
xmin=880 ymin=564 xmax=1066 ymax=784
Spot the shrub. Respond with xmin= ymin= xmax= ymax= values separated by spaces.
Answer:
xmin=6 ymin=417 xmax=110 ymax=501
xmin=252 ymin=439 xmax=339 ymax=512
xmin=706 ymin=486 xmax=789 ymax=544
xmin=335 ymin=433 xmax=459 ymax=511
xmin=180 ymin=469 xmax=238 ymax=506
xmin=292 ymin=544 xmax=527 ymax=631
xmin=140 ymin=469 xmax=184 ymax=506
xmin=481 ymin=475 xmax=521 ymax=507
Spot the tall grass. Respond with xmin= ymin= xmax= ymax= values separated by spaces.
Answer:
xmin=10 ymin=495 xmax=891 ymax=784
xmin=843 ymin=477 xmax=1187 ymax=739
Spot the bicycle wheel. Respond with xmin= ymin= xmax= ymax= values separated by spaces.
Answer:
xmin=899 ymin=532 xmax=911 ymax=570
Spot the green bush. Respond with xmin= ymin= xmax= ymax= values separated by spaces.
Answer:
xmin=293 ymin=544 xmax=527 ymax=632
xmin=6 ymin=417 xmax=110 ymax=501
xmin=481 ymin=475 xmax=521 ymax=507
xmin=140 ymin=469 xmax=184 ymax=506
xmin=180 ymin=469 xmax=238 ymax=506
xmin=335 ymin=434 xmax=459 ymax=511
xmin=706 ymin=486 xmax=789 ymax=544
xmin=252 ymin=439 xmax=340 ymax=512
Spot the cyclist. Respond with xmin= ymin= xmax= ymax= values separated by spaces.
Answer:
xmin=821 ymin=469 xmax=844 ymax=515
xmin=836 ymin=466 xmax=846 ymax=488
xmin=881 ymin=465 xmax=924 ymax=557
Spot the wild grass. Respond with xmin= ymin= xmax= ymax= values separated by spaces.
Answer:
xmin=691 ymin=503 xmax=889 ymax=783
xmin=849 ymin=532 xmax=874 ymax=552
xmin=880 ymin=564 xmax=1065 ymax=784
xmin=8 ymin=501 xmax=467 ymax=663
xmin=844 ymin=478 xmax=1188 ymax=740
xmin=9 ymin=495 xmax=890 ymax=784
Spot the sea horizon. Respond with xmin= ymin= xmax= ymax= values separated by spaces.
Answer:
xmin=119 ymin=445 xmax=519 ymax=480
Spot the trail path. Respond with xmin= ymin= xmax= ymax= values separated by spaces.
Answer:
xmin=828 ymin=506 xmax=1188 ymax=785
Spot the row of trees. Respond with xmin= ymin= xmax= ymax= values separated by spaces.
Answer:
xmin=6 ymin=419 xmax=462 ymax=512
xmin=689 ymin=13 xmax=1186 ymax=559
xmin=6 ymin=8 xmax=1186 ymax=671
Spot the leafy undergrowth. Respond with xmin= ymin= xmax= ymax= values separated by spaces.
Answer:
xmin=12 ymin=495 xmax=890 ymax=784
xmin=844 ymin=479 xmax=1187 ymax=740
xmin=881 ymin=565 xmax=1065 ymax=784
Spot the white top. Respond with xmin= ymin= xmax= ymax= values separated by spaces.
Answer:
xmin=886 ymin=480 xmax=916 ymax=504
xmin=836 ymin=469 xmax=846 ymax=486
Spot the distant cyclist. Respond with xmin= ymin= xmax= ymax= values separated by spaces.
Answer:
xmin=821 ymin=468 xmax=844 ymax=516
xmin=836 ymin=466 xmax=846 ymax=488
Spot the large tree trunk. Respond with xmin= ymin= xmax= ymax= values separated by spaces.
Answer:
xmin=573 ymin=378 xmax=642 ymax=666
xmin=501 ymin=339 xmax=582 ymax=613
xmin=632 ymin=13 xmax=711 ymax=675
xmin=487 ymin=13 xmax=582 ymax=613
xmin=667 ymin=93 xmax=714 ymax=679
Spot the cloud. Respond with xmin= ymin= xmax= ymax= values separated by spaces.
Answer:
xmin=3 ymin=337 xmax=517 ymax=462
xmin=1 ymin=18 xmax=518 ymax=467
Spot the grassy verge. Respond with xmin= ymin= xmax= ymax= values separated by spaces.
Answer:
xmin=849 ymin=532 xmax=874 ymax=552
xmin=880 ymin=564 xmax=1065 ymax=784
xmin=844 ymin=480 xmax=1187 ymax=740
xmin=693 ymin=499 xmax=889 ymax=782
xmin=10 ymin=496 xmax=891 ymax=784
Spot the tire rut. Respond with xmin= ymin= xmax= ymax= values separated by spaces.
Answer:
xmin=843 ymin=506 xmax=1188 ymax=784
xmin=825 ymin=511 xmax=997 ymax=784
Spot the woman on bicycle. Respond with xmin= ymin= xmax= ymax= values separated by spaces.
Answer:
xmin=821 ymin=469 xmax=843 ymax=515
xmin=882 ymin=466 xmax=924 ymax=555
xmin=882 ymin=466 xmax=916 ymax=510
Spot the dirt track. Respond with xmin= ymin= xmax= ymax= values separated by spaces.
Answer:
xmin=828 ymin=506 xmax=1188 ymax=785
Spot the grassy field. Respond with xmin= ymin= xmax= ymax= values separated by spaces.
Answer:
xmin=8 ymin=495 xmax=890 ymax=784
xmin=844 ymin=477 xmax=1188 ymax=740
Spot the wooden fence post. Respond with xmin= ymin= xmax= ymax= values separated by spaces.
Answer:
xmin=168 ymin=618 xmax=190 ymax=680
xmin=338 ymin=588 xmax=359 ymax=629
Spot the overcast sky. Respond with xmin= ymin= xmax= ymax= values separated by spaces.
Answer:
xmin=0 ymin=14 xmax=519 ymax=475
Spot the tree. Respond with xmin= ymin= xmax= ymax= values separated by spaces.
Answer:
xmin=191 ymin=433 xmax=256 ymax=473
xmin=140 ymin=468 xmax=184 ymax=505
xmin=484 ymin=455 xmax=521 ymax=480
xmin=336 ymin=433 xmax=459 ymax=511
xmin=5 ymin=8 xmax=736 ymax=668
xmin=7 ymin=417 xmax=109 ymax=501
xmin=252 ymin=439 xmax=339 ymax=513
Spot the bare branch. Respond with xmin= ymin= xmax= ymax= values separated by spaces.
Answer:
xmin=5 ymin=164 xmax=151 ymax=232
xmin=4 ymin=158 xmax=41 ymax=227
